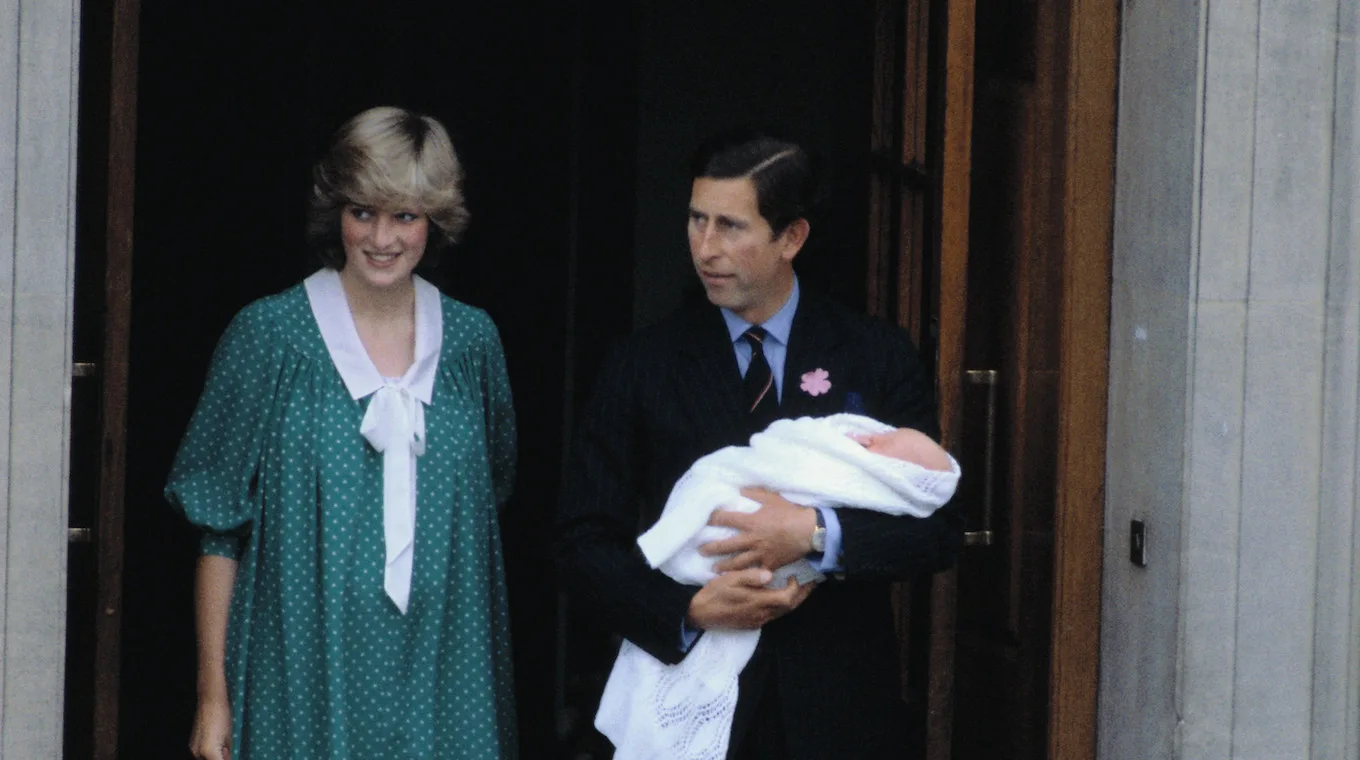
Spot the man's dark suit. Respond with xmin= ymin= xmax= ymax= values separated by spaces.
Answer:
xmin=556 ymin=290 xmax=963 ymax=760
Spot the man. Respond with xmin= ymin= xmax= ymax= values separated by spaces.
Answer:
xmin=556 ymin=130 xmax=962 ymax=760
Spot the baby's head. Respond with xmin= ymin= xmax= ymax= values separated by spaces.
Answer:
xmin=847 ymin=427 xmax=952 ymax=471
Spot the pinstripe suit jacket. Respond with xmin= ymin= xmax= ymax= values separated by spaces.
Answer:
xmin=556 ymin=292 xmax=963 ymax=759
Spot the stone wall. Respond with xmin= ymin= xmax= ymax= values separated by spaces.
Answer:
xmin=0 ymin=0 xmax=81 ymax=756
xmin=1103 ymin=1 xmax=1360 ymax=758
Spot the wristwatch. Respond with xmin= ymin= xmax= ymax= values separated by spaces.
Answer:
xmin=809 ymin=509 xmax=827 ymax=554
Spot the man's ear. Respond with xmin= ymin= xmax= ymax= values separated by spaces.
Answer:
xmin=779 ymin=218 xmax=811 ymax=261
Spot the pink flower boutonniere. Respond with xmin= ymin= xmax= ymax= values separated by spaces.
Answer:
xmin=800 ymin=368 xmax=832 ymax=397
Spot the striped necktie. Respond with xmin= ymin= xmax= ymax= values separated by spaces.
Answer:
xmin=742 ymin=326 xmax=779 ymax=429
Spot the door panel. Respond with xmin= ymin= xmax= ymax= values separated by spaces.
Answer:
xmin=950 ymin=0 xmax=1085 ymax=753
xmin=952 ymin=61 xmax=1059 ymax=756
xmin=867 ymin=0 xmax=1111 ymax=757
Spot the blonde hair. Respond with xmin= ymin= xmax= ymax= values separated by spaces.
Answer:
xmin=306 ymin=106 xmax=469 ymax=268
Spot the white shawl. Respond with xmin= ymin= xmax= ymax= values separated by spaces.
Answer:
xmin=595 ymin=414 xmax=961 ymax=760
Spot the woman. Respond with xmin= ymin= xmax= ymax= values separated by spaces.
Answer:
xmin=167 ymin=106 xmax=518 ymax=760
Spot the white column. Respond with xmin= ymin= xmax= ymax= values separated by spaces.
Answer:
xmin=1100 ymin=0 xmax=1204 ymax=757
xmin=0 ymin=0 xmax=82 ymax=756
xmin=1106 ymin=0 xmax=1360 ymax=759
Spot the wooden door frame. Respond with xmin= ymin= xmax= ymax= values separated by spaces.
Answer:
xmin=1046 ymin=0 xmax=1116 ymax=756
xmin=94 ymin=0 xmax=141 ymax=756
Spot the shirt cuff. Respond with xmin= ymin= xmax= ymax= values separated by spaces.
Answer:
xmin=809 ymin=507 xmax=844 ymax=573
xmin=680 ymin=619 xmax=702 ymax=651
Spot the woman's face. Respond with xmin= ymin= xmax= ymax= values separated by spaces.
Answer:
xmin=339 ymin=204 xmax=429 ymax=290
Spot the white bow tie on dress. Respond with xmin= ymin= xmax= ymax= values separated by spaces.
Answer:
xmin=303 ymin=268 xmax=444 ymax=616
xmin=360 ymin=383 xmax=427 ymax=614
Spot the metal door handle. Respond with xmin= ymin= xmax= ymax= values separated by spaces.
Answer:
xmin=962 ymin=369 xmax=997 ymax=547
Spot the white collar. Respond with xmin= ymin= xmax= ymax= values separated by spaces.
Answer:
xmin=304 ymin=268 xmax=442 ymax=404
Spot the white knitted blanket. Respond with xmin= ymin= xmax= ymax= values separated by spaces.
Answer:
xmin=595 ymin=414 xmax=961 ymax=760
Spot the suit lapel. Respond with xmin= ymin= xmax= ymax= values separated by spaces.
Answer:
xmin=781 ymin=294 xmax=851 ymax=419
xmin=676 ymin=303 xmax=749 ymax=441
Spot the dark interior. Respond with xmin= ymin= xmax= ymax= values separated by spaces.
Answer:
xmin=68 ymin=2 xmax=877 ymax=757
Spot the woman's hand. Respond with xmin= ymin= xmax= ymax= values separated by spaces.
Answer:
xmin=189 ymin=692 xmax=232 ymax=760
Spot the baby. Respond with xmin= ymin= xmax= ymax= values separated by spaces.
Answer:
xmin=597 ymin=413 xmax=961 ymax=760
xmin=637 ymin=413 xmax=960 ymax=589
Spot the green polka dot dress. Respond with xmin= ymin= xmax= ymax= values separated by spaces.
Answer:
xmin=166 ymin=275 xmax=518 ymax=760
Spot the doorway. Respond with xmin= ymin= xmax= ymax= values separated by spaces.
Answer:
xmin=66 ymin=1 xmax=879 ymax=758
xmin=64 ymin=1 xmax=1114 ymax=758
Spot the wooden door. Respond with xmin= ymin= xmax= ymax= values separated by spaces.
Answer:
xmin=65 ymin=0 xmax=140 ymax=757
xmin=867 ymin=0 xmax=1113 ymax=758
xmin=948 ymin=1 xmax=1060 ymax=753
xmin=866 ymin=0 xmax=975 ymax=756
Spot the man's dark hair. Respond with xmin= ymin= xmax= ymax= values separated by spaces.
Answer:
xmin=689 ymin=129 xmax=818 ymax=237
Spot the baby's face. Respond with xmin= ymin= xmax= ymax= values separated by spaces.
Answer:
xmin=849 ymin=427 xmax=952 ymax=471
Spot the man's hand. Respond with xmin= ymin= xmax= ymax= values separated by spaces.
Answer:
xmin=686 ymin=568 xmax=815 ymax=630
xmin=702 ymin=488 xmax=819 ymax=572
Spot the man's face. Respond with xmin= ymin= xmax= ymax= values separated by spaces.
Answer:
xmin=687 ymin=177 xmax=803 ymax=324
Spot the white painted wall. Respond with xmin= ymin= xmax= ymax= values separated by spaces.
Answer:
xmin=1103 ymin=0 xmax=1360 ymax=758
xmin=0 ymin=0 xmax=81 ymax=756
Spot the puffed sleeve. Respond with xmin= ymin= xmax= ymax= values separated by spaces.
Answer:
xmin=165 ymin=305 xmax=279 ymax=559
xmin=479 ymin=313 xmax=517 ymax=507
